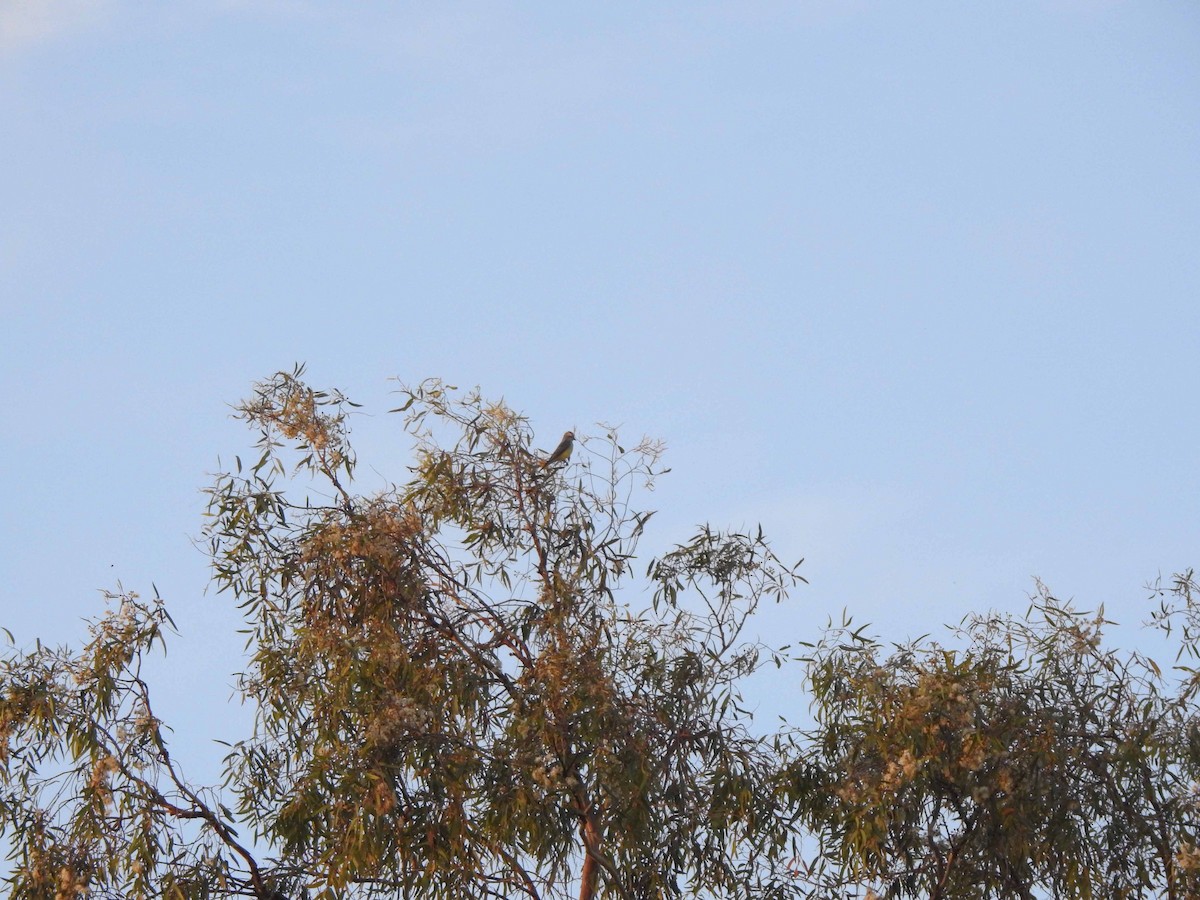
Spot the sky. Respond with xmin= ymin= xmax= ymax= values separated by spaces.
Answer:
xmin=2 ymin=1 xmax=1199 ymax=770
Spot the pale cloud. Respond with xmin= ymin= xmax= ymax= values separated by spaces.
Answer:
xmin=0 ymin=0 xmax=110 ymax=53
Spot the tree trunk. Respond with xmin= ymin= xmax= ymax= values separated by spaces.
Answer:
xmin=578 ymin=811 xmax=602 ymax=900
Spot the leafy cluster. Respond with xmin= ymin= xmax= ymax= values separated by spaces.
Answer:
xmin=208 ymin=368 xmax=800 ymax=900
xmin=2 ymin=368 xmax=1198 ymax=900
xmin=0 ymin=591 xmax=263 ymax=900
xmin=794 ymin=586 xmax=1200 ymax=899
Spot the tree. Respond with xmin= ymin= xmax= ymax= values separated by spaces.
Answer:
xmin=1 ymin=368 xmax=805 ymax=900
xmin=791 ymin=583 xmax=1200 ymax=899
xmin=3 ymin=368 xmax=1198 ymax=900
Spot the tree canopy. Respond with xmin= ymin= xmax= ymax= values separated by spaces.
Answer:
xmin=796 ymin=584 xmax=1200 ymax=898
xmin=2 ymin=369 xmax=1198 ymax=900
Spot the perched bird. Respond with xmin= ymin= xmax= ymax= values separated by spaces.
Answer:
xmin=541 ymin=431 xmax=575 ymax=467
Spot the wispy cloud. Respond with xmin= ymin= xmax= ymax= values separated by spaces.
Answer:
xmin=0 ymin=0 xmax=109 ymax=53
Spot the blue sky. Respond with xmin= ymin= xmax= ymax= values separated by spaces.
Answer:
xmin=2 ymin=2 xmax=1199 ymax=757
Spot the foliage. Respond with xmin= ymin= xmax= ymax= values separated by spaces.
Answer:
xmin=1149 ymin=569 xmax=1200 ymax=704
xmin=2 ymin=367 xmax=1197 ymax=900
xmin=792 ymin=583 xmax=1200 ymax=899
xmin=0 ymin=590 xmax=260 ymax=900
xmin=2 ymin=367 xmax=804 ymax=900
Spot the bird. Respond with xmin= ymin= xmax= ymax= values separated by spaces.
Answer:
xmin=541 ymin=431 xmax=575 ymax=468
